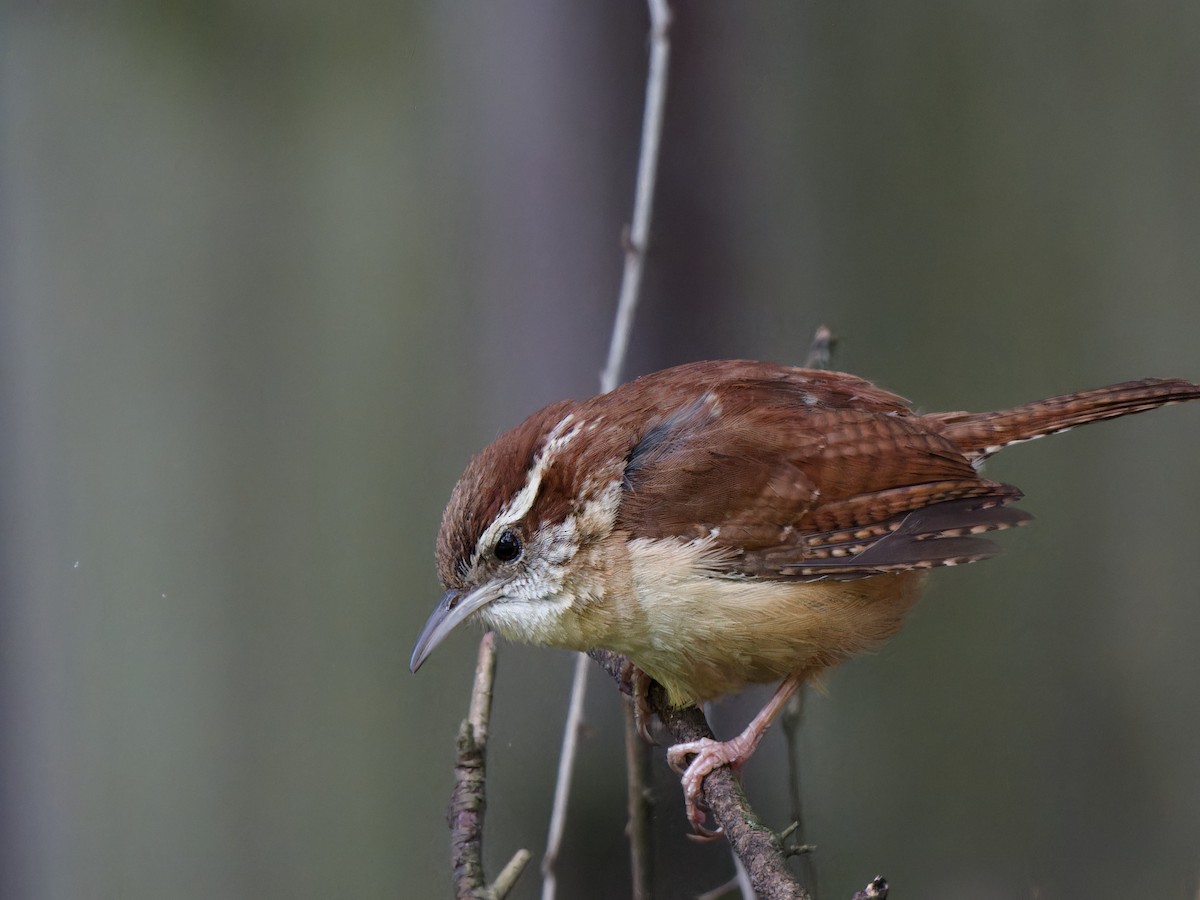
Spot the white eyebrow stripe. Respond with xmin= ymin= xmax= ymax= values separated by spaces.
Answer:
xmin=473 ymin=414 xmax=583 ymax=560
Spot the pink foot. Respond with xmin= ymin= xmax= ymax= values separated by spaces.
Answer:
xmin=664 ymin=673 xmax=805 ymax=835
xmin=666 ymin=734 xmax=756 ymax=836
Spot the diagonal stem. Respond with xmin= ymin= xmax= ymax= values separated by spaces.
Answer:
xmin=541 ymin=2 xmax=673 ymax=898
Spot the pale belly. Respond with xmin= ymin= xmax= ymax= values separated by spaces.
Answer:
xmin=608 ymin=548 xmax=930 ymax=707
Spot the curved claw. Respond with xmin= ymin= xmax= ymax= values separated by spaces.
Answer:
xmin=686 ymin=821 xmax=724 ymax=843
xmin=631 ymin=668 xmax=657 ymax=745
xmin=683 ymin=787 xmax=722 ymax=839
xmin=667 ymin=737 xmax=736 ymax=836
xmin=618 ymin=662 xmax=659 ymax=745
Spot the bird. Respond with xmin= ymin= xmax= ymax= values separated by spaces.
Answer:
xmin=410 ymin=359 xmax=1200 ymax=832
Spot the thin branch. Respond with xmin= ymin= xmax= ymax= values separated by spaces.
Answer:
xmin=732 ymin=849 xmax=755 ymax=899
xmin=852 ymin=877 xmax=888 ymax=900
xmin=623 ymin=699 xmax=654 ymax=900
xmin=450 ymin=633 xmax=531 ymax=900
xmin=588 ymin=649 xmax=811 ymax=900
xmin=600 ymin=0 xmax=673 ymax=396
xmin=491 ymin=850 xmax=534 ymax=899
xmin=539 ymin=652 xmax=590 ymax=899
xmin=694 ymin=852 xmax=753 ymax=900
xmin=591 ymin=649 xmax=892 ymax=899
xmin=786 ymin=324 xmax=834 ymax=897
xmin=543 ymin=2 xmax=673 ymax=898
xmin=782 ymin=691 xmax=818 ymax=896
xmin=658 ymin=706 xmax=807 ymax=900
xmin=695 ymin=877 xmax=741 ymax=900
xmin=468 ymin=634 xmax=497 ymax=742
xmin=803 ymin=324 xmax=834 ymax=370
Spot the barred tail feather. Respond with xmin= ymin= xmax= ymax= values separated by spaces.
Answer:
xmin=925 ymin=377 xmax=1200 ymax=461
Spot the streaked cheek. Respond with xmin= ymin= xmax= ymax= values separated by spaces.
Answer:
xmin=534 ymin=519 xmax=579 ymax=567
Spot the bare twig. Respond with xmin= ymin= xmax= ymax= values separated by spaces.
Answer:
xmin=803 ymin=324 xmax=834 ymax=370
xmin=732 ymin=850 xmax=755 ymax=898
xmin=491 ymin=850 xmax=534 ymax=900
xmin=539 ymin=653 xmax=589 ymax=899
xmin=467 ymin=634 xmax=497 ymax=742
xmin=782 ymin=691 xmax=818 ymax=897
xmin=542 ymin=2 xmax=673 ymax=898
xmin=588 ymin=649 xmax=811 ymax=900
xmin=658 ymin=706 xmax=807 ymax=900
xmin=450 ymin=633 xmax=531 ymax=900
xmin=695 ymin=853 xmax=753 ymax=900
xmin=851 ymin=877 xmax=888 ymax=900
xmin=599 ymin=0 xmax=673 ymax=395
xmin=695 ymin=877 xmax=740 ymax=900
xmin=623 ymin=699 xmax=654 ymax=900
xmin=784 ymin=323 xmax=835 ymax=898
xmin=595 ymin=650 xmax=889 ymax=900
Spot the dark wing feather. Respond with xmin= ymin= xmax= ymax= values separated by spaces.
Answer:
xmin=765 ymin=491 xmax=1032 ymax=580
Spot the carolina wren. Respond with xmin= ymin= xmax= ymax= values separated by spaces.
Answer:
xmin=411 ymin=360 xmax=1200 ymax=831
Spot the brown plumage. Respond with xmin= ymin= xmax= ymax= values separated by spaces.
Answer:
xmin=414 ymin=360 xmax=1200 ymax=831
xmin=438 ymin=362 xmax=1197 ymax=596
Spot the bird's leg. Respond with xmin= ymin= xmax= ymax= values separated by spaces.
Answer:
xmin=666 ymin=673 xmax=804 ymax=834
xmin=616 ymin=658 xmax=656 ymax=744
xmin=631 ymin=668 xmax=656 ymax=744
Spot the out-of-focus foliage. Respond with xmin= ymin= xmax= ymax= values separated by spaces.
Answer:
xmin=2 ymin=3 xmax=1198 ymax=898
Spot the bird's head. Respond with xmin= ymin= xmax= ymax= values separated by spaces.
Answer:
xmin=410 ymin=400 xmax=626 ymax=671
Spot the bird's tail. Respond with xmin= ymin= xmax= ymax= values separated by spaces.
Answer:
xmin=924 ymin=377 xmax=1200 ymax=461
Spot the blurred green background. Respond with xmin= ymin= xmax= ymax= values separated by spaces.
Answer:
xmin=3 ymin=3 xmax=1199 ymax=898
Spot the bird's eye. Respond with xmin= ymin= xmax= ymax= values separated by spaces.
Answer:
xmin=493 ymin=529 xmax=523 ymax=563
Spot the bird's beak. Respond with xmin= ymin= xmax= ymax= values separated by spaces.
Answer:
xmin=410 ymin=584 xmax=501 ymax=672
